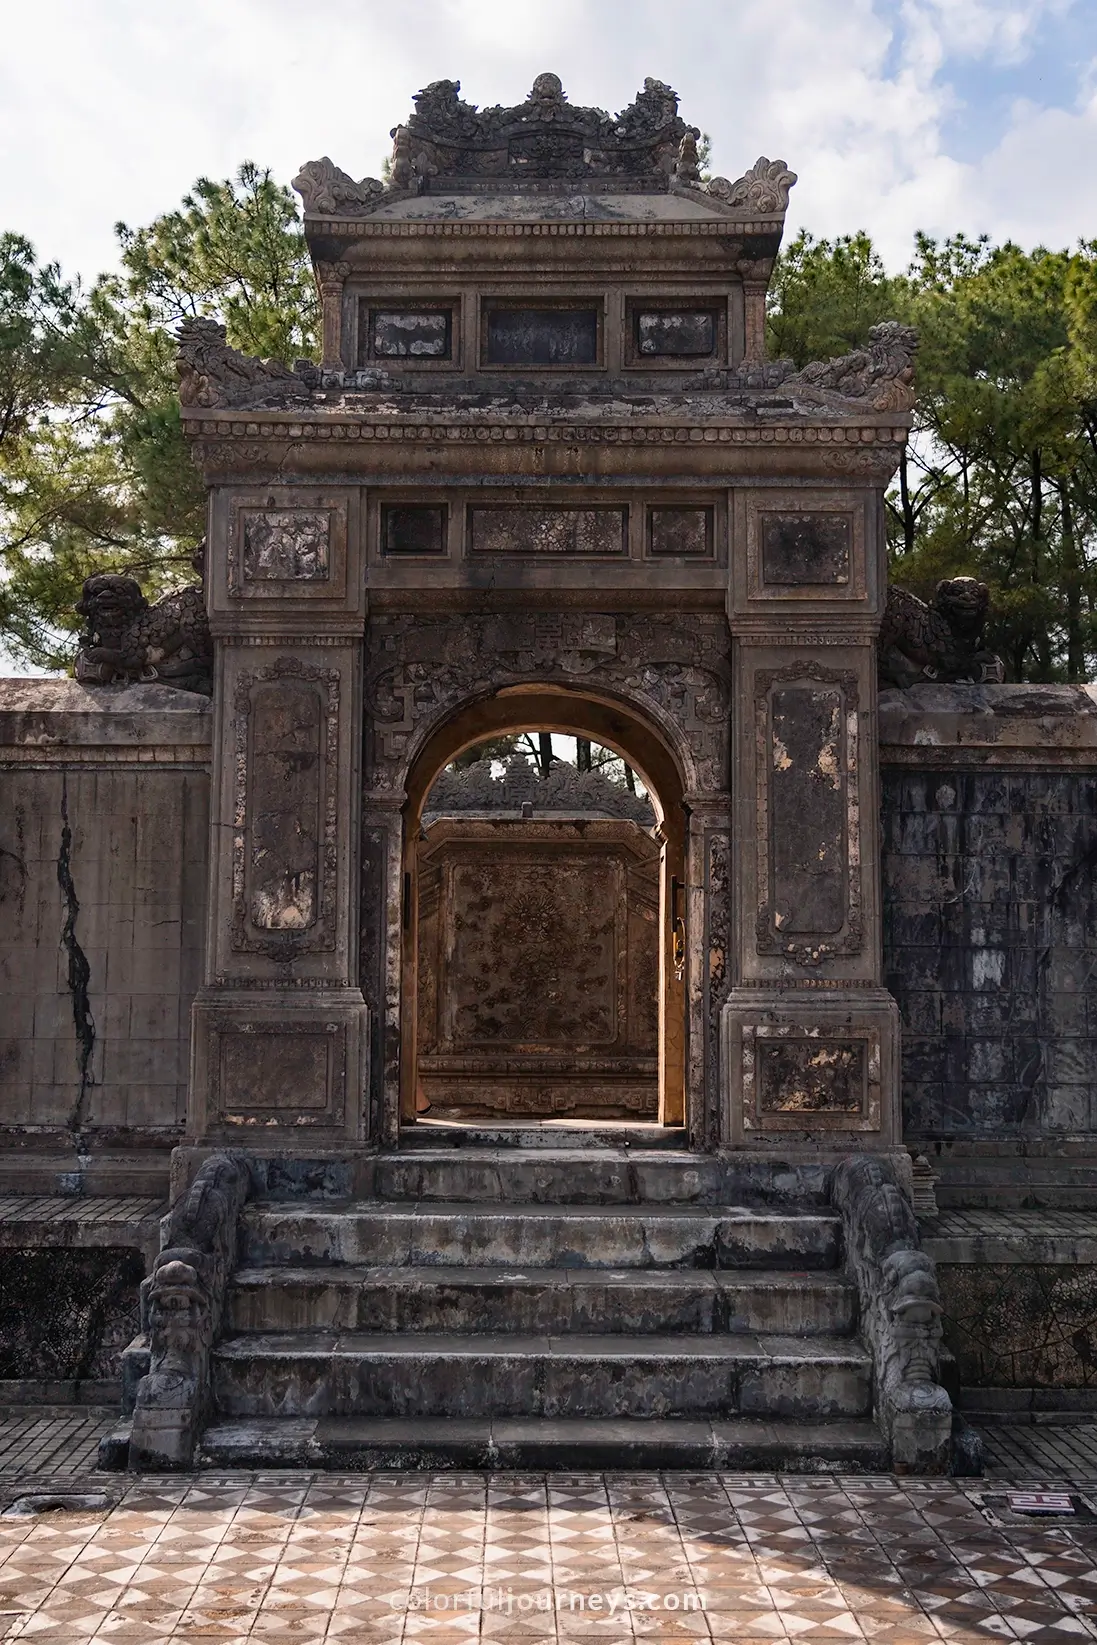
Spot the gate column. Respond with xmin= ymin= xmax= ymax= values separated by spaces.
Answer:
xmin=188 ymin=477 xmax=369 ymax=1146
xmin=723 ymin=468 xmax=903 ymax=1152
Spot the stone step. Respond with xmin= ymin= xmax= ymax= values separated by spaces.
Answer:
xmin=401 ymin=1122 xmax=688 ymax=1152
xmin=227 ymin=1264 xmax=857 ymax=1337
xmin=210 ymin=1332 xmax=871 ymax=1421
xmin=370 ymin=1148 xmax=827 ymax=1207
xmin=197 ymin=1414 xmax=889 ymax=1472
xmin=241 ymin=1204 xmax=842 ymax=1271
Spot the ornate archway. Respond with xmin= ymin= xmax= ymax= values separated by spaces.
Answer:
xmin=397 ymin=685 xmax=691 ymax=1134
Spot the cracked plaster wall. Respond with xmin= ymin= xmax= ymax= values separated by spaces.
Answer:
xmin=0 ymin=682 xmax=209 ymax=1162
xmin=0 ymin=767 xmax=207 ymax=1147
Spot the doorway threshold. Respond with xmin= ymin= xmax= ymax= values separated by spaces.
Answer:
xmin=400 ymin=1117 xmax=688 ymax=1151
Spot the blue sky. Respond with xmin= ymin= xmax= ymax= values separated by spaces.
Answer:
xmin=1 ymin=0 xmax=1095 ymax=281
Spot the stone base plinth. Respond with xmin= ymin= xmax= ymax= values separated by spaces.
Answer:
xmin=189 ymin=990 xmax=369 ymax=1144
xmin=721 ymin=989 xmax=901 ymax=1149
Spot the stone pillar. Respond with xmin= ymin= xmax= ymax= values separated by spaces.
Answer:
xmin=722 ymin=477 xmax=901 ymax=1150
xmin=317 ymin=262 xmax=348 ymax=372
xmin=188 ymin=486 xmax=369 ymax=1147
xmin=740 ymin=277 xmax=768 ymax=364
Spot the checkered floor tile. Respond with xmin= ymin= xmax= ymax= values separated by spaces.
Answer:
xmin=4 ymin=1417 xmax=1097 ymax=1639
xmin=0 ymin=1470 xmax=1096 ymax=1641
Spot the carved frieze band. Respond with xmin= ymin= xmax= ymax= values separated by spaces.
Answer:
xmin=191 ymin=418 xmax=908 ymax=450
xmin=311 ymin=219 xmax=787 ymax=239
xmin=363 ymin=611 xmax=731 ymax=795
xmin=231 ymin=656 xmax=341 ymax=958
xmin=754 ymin=661 xmax=863 ymax=966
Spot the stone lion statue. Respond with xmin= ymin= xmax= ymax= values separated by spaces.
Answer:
xmin=879 ymin=576 xmax=1005 ymax=688
xmin=74 ymin=553 xmax=213 ymax=696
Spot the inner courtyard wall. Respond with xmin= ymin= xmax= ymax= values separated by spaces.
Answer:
xmin=415 ymin=815 xmax=661 ymax=1120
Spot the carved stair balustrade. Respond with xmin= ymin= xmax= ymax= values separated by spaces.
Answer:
xmin=830 ymin=1154 xmax=954 ymax=1473
xmin=124 ymin=1152 xmax=252 ymax=1471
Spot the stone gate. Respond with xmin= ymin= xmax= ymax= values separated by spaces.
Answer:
xmin=15 ymin=75 xmax=1073 ymax=1473
xmin=181 ymin=72 xmax=913 ymax=1165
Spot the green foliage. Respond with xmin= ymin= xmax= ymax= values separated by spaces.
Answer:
xmin=768 ymin=228 xmax=1097 ymax=681
xmin=115 ymin=163 xmax=318 ymax=361
xmin=767 ymin=230 xmax=909 ymax=367
xmin=0 ymin=165 xmax=317 ymax=669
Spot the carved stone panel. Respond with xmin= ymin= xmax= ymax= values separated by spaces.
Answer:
xmin=363 ymin=611 xmax=732 ymax=797
xmin=721 ymin=994 xmax=899 ymax=1145
xmin=240 ymin=511 xmax=330 ymax=585
xmin=383 ymin=505 xmax=447 ymax=556
xmin=648 ymin=507 xmax=713 ymax=558
xmin=755 ymin=663 xmax=862 ymax=966
xmin=732 ymin=490 xmax=871 ymax=617
xmin=761 ymin=514 xmax=850 ymax=586
xmin=483 ymin=306 xmax=600 ymax=367
xmin=247 ymin=681 xmax=322 ymax=933
xmin=208 ymin=1019 xmax=347 ymax=1128
xmin=636 ymin=311 xmax=716 ymax=357
xmin=449 ymin=857 xmax=619 ymax=1044
xmin=367 ymin=308 xmax=452 ymax=360
xmin=469 ymin=507 xmax=627 ymax=557
xmin=225 ymin=494 xmax=350 ymax=607
xmin=231 ymin=659 xmax=340 ymax=957
xmin=743 ymin=1025 xmax=880 ymax=1132
xmin=416 ymin=819 xmax=658 ymax=1118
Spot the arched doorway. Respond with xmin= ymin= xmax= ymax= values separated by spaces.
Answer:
xmin=400 ymin=686 xmax=688 ymax=1130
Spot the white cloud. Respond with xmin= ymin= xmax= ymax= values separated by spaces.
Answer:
xmin=965 ymin=85 xmax=1097 ymax=248
xmin=900 ymin=0 xmax=1062 ymax=67
xmin=0 ymin=0 xmax=1093 ymax=280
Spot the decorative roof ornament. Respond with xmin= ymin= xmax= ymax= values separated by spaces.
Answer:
xmin=786 ymin=321 xmax=919 ymax=412
xmin=425 ymin=754 xmax=656 ymax=824
xmin=398 ymin=72 xmax=696 ymax=181
xmin=674 ymin=131 xmax=701 ymax=186
xmin=175 ymin=319 xmax=311 ymax=410
xmin=702 ymin=157 xmax=798 ymax=212
xmin=292 ymin=77 xmax=802 ymax=216
xmin=291 ymin=158 xmax=387 ymax=216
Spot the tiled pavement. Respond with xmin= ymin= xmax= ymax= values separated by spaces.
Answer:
xmin=5 ymin=1415 xmax=1097 ymax=1642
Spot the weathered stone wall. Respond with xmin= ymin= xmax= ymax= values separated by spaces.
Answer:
xmin=0 ymin=1248 xmax=144 ymax=1389
xmin=0 ymin=682 xmax=210 ymax=1191
xmin=923 ymin=1217 xmax=1097 ymax=1393
xmin=880 ymin=682 xmax=1097 ymax=1206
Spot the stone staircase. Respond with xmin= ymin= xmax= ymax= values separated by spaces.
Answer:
xmin=195 ymin=1134 xmax=889 ymax=1471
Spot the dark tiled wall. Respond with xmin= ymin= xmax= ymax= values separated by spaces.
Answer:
xmin=882 ymin=768 xmax=1097 ymax=1139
